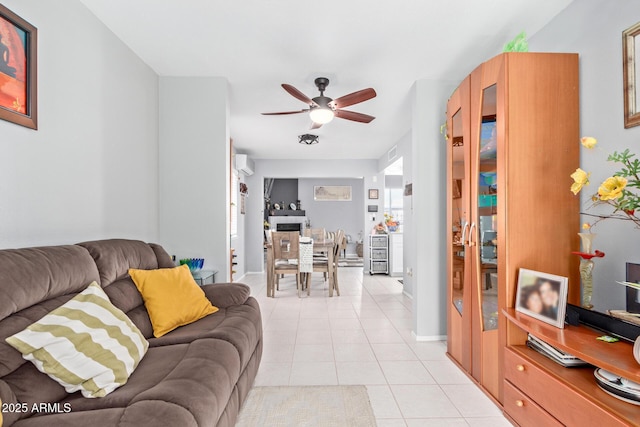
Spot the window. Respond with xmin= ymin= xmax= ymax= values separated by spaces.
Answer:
xmin=384 ymin=188 xmax=404 ymax=223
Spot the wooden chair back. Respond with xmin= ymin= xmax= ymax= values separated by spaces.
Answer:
xmin=272 ymin=231 xmax=300 ymax=262
xmin=304 ymin=228 xmax=326 ymax=242
xmin=333 ymin=229 xmax=346 ymax=259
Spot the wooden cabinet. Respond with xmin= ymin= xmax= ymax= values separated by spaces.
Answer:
xmin=504 ymin=309 xmax=639 ymax=426
xmin=446 ymin=52 xmax=580 ymax=403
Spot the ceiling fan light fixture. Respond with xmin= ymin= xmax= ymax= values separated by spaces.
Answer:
xmin=309 ymin=107 xmax=334 ymax=124
xmin=298 ymin=134 xmax=319 ymax=145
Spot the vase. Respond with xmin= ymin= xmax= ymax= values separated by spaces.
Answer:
xmin=579 ymin=258 xmax=595 ymax=309
xmin=578 ymin=233 xmax=596 ymax=309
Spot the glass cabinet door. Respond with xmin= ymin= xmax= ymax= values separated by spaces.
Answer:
xmin=450 ymin=108 xmax=466 ymax=317
xmin=476 ymin=84 xmax=498 ymax=331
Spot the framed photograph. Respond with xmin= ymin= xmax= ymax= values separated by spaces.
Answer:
xmin=404 ymin=183 xmax=413 ymax=196
xmin=314 ymin=185 xmax=352 ymax=201
xmin=0 ymin=5 xmax=37 ymax=129
xmin=515 ymin=268 xmax=568 ymax=328
xmin=368 ymin=189 xmax=379 ymax=200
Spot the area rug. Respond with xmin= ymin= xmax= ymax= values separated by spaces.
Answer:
xmin=236 ymin=385 xmax=376 ymax=427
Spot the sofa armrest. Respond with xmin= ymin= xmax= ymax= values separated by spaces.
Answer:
xmin=201 ymin=283 xmax=250 ymax=308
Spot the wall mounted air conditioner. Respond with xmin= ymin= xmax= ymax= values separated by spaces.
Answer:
xmin=235 ymin=154 xmax=254 ymax=176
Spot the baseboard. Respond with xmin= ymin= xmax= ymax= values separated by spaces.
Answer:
xmin=402 ymin=290 xmax=413 ymax=299
xmin=234 ymin=273 xmax=246 ymax=283
xmin=411 ymin=331 xmax=447 ymax=342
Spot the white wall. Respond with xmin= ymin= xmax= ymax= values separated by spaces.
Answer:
xmin=412 ymin=80 xmax=457 ymax=339
xmin=298 ymin=178 xmax=364 ymax=255
xmin=0 ymin=0 xmax=159 ymax=248
xmin=231 ymin=165 xmax=247 ymax=281
xmin=159 ymin=77 xmax=230 ymax=280
xmin=529 ymin=0 xmax=640 ymax=310
xmin=244 ymin=159 xmax=378 ymax=273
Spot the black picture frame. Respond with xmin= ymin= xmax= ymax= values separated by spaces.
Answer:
xmin=626 ymin=263 xmax=640 ymax=313
xmin=368 ymin=189 xmax=379 ymax=200
xmin=367 ymin=205 xmax=378 ymax=212
xmin=0 ymin=4 xmax=37 ymax=129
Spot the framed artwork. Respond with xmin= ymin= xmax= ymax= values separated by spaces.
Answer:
xmin=404 ymin=183 xmax=413 ymax=196
xmin=515 ymin=268 xmax=568 ymax=328
xmin=626 ymin=263 xmax=640 ymax=313
xmin=314 ymin=186 xmax=352 ymax=201
xmin=0 ymin=5 xmax=37 ymax=129
xmin=240 ymin=194 xmax=246 ymax=215
xmin=367 ymin=205 xmax=378 ymax=212
xmin=623 ymin=21 xmax=640 ymax=128
xmin=368 ymin=188 xmax=379 ymax=200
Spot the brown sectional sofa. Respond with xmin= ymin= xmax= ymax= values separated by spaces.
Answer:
xmin=0 ymin=239 xmax=262 ymax=427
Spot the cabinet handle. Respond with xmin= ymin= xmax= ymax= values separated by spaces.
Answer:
xmin=461 ymin=222 xmax=470 ymax=246
xmin=516 ymin=364 xmax=525 ymax=372
xmin=515 ymin=400 xmax=524 ymax=407
xmin=468 ymin=223 xmax=476 ymax=247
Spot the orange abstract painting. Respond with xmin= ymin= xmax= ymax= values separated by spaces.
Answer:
xmin=0 ymin=15 xmax=27 ymax=114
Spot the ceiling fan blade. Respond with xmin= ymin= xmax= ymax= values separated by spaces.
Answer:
xmin=261 ymin=109 xmax=309 ymax=115
xmin=282 ymin=84 xmax=316 ymax=106
xmin=331 ymin=88 xmax=377 ymax=109
xmin=310 ymin=122 xmax=323 ymax=130
xmin=334 ymin=109 xmax=375 ymax=123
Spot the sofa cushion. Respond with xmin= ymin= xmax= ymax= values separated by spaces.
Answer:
xmin=149 ymin=297 xmax=262 ymax=372
xmin=129 ymin=265 xmax=218 ymax=337
xmin=6 ymin=283 xmax=148 ymax=398
xmin=58 ymin=338 xmax=241 ymax=426
xmin=201 ymin=283 xmax=251 ymax=308
xmin=0 ymin=246 xmax=100 ymax=322
xmin=77 ymin=240 xmax=159 ymax=287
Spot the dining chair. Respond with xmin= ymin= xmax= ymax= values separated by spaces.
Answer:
xmin=331 ymin=229 xmax=346 ymax=296
xmin=302 ymin=246 xmax=332 ymax=296
xmin=271 ymin=231 xmax=301 ymax=294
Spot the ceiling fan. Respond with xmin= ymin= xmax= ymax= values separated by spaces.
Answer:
xmin=262 ymin=77 xmax=377 ymax=129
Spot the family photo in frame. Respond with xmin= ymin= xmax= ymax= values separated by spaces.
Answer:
xmin=515 ymin=268 xmax=568 ymax=328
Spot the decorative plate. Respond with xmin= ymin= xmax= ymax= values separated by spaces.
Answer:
xmin=290 ymin=203 xmax=297 ymax=210
xmin=274 ymin=203 xmax=280 ymax=210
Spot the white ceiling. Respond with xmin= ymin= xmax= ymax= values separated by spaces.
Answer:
xmin=79 ymin=0 xmax=572 ymax=160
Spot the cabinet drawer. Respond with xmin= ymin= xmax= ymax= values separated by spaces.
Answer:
xmin=504 ymin=381 xmax=562 ymax=427
xmin=505 ymin=348 xmax=628 ymax=427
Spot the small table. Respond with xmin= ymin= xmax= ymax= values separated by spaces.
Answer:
xmin=191 ymin=270 xmax=217 ymax=286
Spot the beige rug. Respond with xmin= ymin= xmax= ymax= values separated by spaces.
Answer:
xmin=236 ymin=385 xmax=377 ymax=427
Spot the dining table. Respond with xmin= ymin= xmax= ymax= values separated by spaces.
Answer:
xmin=265 ymin=238 xmax=337 ymax=298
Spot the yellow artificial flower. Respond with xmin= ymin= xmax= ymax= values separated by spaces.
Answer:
xmin=580 ymin=136 xmax=597 ymax=149
xmin=582 ymin=222 xmax=591 ymax=230
xmin=570 ymin=168 xmax=590 ymax=195
xmin=598 ymin=176 xmax=627 ymax=200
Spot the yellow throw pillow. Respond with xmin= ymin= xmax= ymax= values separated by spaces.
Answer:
xmin=129 ymin=265 xmax=218 ymax=337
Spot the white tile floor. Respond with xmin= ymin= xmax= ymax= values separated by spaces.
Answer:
xmin=241 ymin=267 xmax=511 ymax=426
